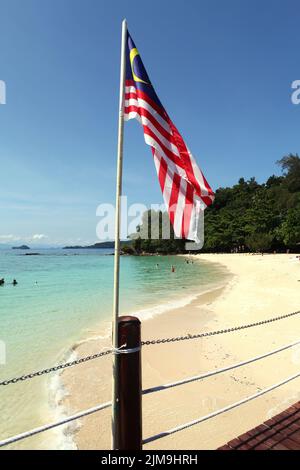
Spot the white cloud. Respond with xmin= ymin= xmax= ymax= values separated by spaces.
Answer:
xmin=31 ymin=234 xmax=48 ymax=240
xmin=0 ymin=234 xmax=49 ymax=243
xmin=0 ymin=234 xmax=21 ymax=242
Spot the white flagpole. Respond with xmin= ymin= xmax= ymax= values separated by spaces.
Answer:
xmin=111 ymin=18 xmax=127 ymax=450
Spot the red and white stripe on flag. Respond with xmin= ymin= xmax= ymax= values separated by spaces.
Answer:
xmin=124 ymin=79 xmax=214 ymax=243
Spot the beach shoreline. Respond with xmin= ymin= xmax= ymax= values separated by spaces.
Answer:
xmin=61 ymin=253 xmax=300 ymax=450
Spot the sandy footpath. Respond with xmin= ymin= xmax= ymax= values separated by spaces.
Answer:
xmin=61 ymin=253 xmax=300 ymax=450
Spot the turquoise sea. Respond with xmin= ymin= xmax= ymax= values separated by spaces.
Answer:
xmin=0 ymin=248 xmax=227 ymax=449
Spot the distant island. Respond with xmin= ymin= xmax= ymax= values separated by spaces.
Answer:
xmin=63 ymin=241 xmax=130 ymax=249
xmin=12 ymin=245 xmax=30 ymax=250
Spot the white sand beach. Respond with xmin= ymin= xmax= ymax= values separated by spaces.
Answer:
xmin=62 ymin=253 xmax=300 ymax=449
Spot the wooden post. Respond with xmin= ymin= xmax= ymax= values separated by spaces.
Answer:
xmin=115 ymin=316 xmax=142 ymax=450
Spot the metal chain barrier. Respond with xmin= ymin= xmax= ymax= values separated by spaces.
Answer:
xmin=0 ymin=349 xmax=113 ymax=386
xmin=141 ymin=309 xmax=300 ymax=346
xmin=1 ymin=309 xmax=299 ymax=387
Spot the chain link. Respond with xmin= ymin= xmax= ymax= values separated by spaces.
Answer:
xmin=1 ymin=309 xmax=299 ymax=386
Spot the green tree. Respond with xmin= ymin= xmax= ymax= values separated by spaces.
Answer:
xmin=245 ymin=232 xmax=274 ymax=252
xmin=277 ymin=154 xmax=300 ymax=192
xmin=277 ymin=206 xmax=300 ymax=246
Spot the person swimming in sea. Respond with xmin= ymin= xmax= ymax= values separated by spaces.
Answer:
xmin=0 ymin=278 xmax=4 ymax=285
xmin=12 ymin=279 xmax=18 ymax=286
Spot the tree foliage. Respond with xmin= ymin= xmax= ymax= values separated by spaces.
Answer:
xmin=130 ymin=154 xmax=300 ymax=254
xmin=204 ymin=154 xmax=300 ymax=252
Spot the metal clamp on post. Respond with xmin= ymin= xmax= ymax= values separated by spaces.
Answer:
xmin=114 ymin=346 xmax=141 ymax=355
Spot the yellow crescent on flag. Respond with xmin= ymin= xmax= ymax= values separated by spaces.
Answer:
xmin=129 ymin=48 xmax=149 ymax=84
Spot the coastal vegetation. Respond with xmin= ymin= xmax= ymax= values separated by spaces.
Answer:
xmin=63 ymin=241 xmax=130 ymax=249
xmin=12 ymin=245 xmax=30 ymax=250
xmin=129 ymin=154 xmax=300 ymax=254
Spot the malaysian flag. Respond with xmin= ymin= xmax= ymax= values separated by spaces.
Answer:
xmin=124 ymin=31 xmax=214 ymax=243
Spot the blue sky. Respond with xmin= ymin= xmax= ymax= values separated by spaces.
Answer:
xmin=0 ymin=0 xmax=299 ymax=246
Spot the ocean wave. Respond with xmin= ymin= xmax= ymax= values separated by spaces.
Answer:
xmin=72 ymin=323 xmax=111 ymax=349
xmin=48 ymin=350 xmax=79 ymax=450
xmin=130 ymin=283 xmax=227 ymax=321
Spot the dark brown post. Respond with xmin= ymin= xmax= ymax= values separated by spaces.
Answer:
xmin=115 ymin=315 xmax=142 ymax=450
